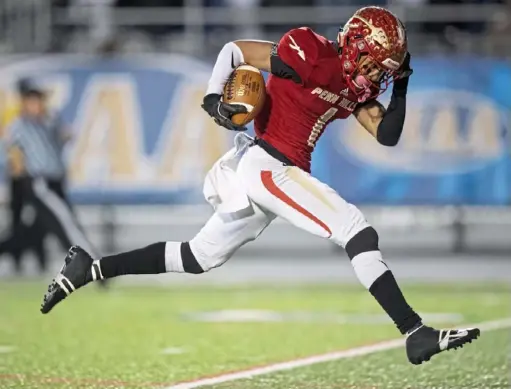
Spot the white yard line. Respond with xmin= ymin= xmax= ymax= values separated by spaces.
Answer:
xmin=163 ymin=317 xmax=511 ymax=389
xmin=161 ymin=347 xmax=187 ymax=355
xmin=0 ymin=346 xmax=15 ymax=354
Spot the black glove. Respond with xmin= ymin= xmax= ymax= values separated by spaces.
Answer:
xmin=393 ymin=52 xmax=412 ymax=95
xmin=399 ymin=52 xmax=413 ymax=79
xmin=201 ymin=93 xmax=248 ymax=132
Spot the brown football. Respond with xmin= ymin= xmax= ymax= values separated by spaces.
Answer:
xmin=223 ymin=64 xmax=266 ymax=126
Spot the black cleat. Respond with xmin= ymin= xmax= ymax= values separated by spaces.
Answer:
xmin=40 ymin=246 xmax=95 ymax=314
xmin=406 ymin=325 xmax=480 ymax=365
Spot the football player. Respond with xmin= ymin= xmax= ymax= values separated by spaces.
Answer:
xmin=41 ymin=6 xmax=479 ymax=365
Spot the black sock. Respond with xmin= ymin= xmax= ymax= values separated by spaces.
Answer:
xmin=369 ymin=270 xmax=422 ymax=334
xmin=93 ymin=242 xmax=167 ymax=280
xmin=181 ymin=242 xmax=204 ymax=274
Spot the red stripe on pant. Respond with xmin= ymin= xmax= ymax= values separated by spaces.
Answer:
xmin=260 ymin=170 xmax=332 ymax=237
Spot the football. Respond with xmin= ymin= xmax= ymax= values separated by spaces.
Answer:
xmin=223 ymin=64 xmax=266 ymax=126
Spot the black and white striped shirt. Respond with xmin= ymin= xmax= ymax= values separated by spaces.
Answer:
xmin=7 ymin=113 xmax=67 ymax=179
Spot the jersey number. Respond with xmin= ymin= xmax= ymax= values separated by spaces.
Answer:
xmin=307 ymin=108 xmax=338 ymax=148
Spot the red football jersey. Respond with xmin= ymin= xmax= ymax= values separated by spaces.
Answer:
xmin=254 ymin=27 xmax=360 ymax=172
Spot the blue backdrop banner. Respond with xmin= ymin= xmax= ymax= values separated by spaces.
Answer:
xmin=311 ymin=57 xmax=511 ymax=205
xmin=0 ymin=55 xmax=509 ymax=205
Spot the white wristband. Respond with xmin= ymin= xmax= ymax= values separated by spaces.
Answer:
xmin=206 ymin=42 xmax=245 ymax=96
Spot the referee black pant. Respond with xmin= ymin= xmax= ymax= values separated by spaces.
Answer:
xmin=0 ymin=176 xmax=47 ymax=272
xmin=21 ymin=176 xmax=98 ymax=259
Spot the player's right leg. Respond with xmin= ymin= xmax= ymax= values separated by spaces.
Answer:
xmin=40 ymin=201 xmax=274 ymax=314
xmin=237 ymin=143 xmax=479 ymax=365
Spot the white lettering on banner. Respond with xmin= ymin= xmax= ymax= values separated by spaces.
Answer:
xmin=69 ymin=75 xmax=142 ymax=184
xmin=467 ymin=103 xmax=501 ymax=156
xmin=427 ymin=107 xmax=458 ymax=151
xmin=66 ymin=76 xmax=229 ymax=187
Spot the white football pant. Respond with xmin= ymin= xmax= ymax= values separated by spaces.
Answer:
xmin=187 ymin=133 xmax=371 ymax=272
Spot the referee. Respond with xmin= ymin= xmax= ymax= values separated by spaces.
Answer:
xmin=5 ymin=78 xmax=99 ymax=264
xmin=0 ymin=79 xmax=47 ymax=272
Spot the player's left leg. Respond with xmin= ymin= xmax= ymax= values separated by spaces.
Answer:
xmin=40 ymin=138 xmax=276 ymax=313
xmin=237 ymin=144 xmax=480 ymax=365
xmin=41 ymin=195 xmax=274 ymax=314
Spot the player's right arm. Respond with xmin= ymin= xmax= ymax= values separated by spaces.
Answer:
xmin=231 ymin=41 xmax=273 ymax=72
xmin=201 ymin=40 xmax=271 ymax=132
xmin=206 ymin=28 xmax=319 ymax=97
xmin=202 ymin=29 xmax=320 ymax=131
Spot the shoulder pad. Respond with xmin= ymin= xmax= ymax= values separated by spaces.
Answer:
xmin=276 ymin=28 xmax=323 ymax=83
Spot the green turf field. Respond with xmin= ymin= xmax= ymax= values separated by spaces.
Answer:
xmin=0 ymin=281 xmax=509 ymax=389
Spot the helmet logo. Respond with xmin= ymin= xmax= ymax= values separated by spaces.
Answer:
xmin=371 ymin=27 xmax=390 ymax=50
xmin=356 ymin=16 xmax=390 ymax=50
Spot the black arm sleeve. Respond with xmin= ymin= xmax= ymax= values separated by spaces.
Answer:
xmin=269 ymin=43 xmax=302 ymax=84
xmin=376 ymin=79 xmax=408 ymax=147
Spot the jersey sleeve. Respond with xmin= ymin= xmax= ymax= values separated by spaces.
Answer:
xmin=276 ymin=28 xmax=322 ymax=84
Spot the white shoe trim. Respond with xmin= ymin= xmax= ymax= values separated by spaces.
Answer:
xmin=55 ymin=274 xmax=76 ymax=295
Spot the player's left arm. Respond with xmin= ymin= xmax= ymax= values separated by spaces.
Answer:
xmin=353 ymin=53 xmax=412 ymax=146
xmin=353 ymin=99 xmax=387 ymax=139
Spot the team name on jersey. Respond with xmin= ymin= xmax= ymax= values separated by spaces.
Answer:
xmin=311 ymin=87 xmax=357 ymax=112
